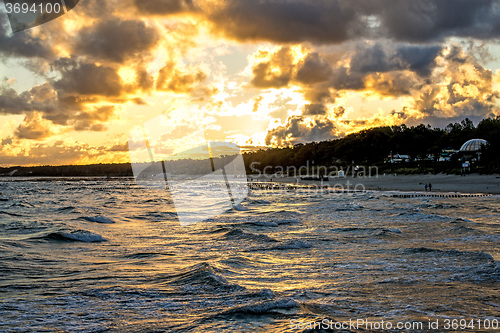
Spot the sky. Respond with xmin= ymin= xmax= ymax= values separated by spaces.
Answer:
xmin=1 ymin=0 xmax=500 ymax=166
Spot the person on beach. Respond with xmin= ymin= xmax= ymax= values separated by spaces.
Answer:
xmin=424 ymin=184 xmax=428 ymax=191
xmin=428 ymin=183 xmax=432 ymax=191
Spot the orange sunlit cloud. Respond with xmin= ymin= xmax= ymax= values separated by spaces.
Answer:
xmin=1 ymin=0 xmax=499 ymax=166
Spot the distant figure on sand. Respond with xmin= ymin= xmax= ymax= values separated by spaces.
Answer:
xmin=424 ymin=184 xmax=428 ymax=191
xmin=428 ymin=183 xmax=432 ymax=191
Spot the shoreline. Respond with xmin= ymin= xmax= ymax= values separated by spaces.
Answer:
xmin=1 ymin=173 xmax=499 ymax=195
xmin=248 ymin=173 xmax=500 ymax=195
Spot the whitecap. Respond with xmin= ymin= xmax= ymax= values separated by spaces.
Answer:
xmin=83 ymin=215 xmax=115 ymax=224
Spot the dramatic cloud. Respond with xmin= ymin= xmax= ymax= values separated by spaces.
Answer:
xmin=156 ymin=61 xmax=208 ymax=93
xmin=411 ymin=46 xmax=499 ymax=118
xmin=15 ymin=112 xmax=54 ymax=140
xmin=371 ymin=0 xmax=500 ymax=42
xmin=0 ymin=81 xmax=120 ymax=137
xmin=349 ymin=43 xmax=441 ymax=77
xmin=0 ymin=82 xmax=57 ymax=115
xmin=1 ymin=0 xmax=500 ymax=163
xmin=303 ymin=104 xmax=327 ymax=116
xmin=202 ymin=0 xmax=500 ymax=44
xmin=266 ymin=116 xmax=338 ymax=146
xmin=133 ymin=0 xmax=197 ymax=15
xmin=251 ymin=47 xmax=297 ymax=88
xmin=74 ymin=19 xmax=160 ymax=62
xmin=296 ymin=53 xmax=334 ymax=84
xmin=0 ymin=140 xmax=127 ymax=166
xmin=251 ymin=42 xmax=442 ymax=98
xmin=53 ymin=59 xmax=124 ymax=97
xmin=0 ymin=15 xmax=54 ymax=59
xmin=208 ymin=0 xmax=361 ymax=44
xmin=71 ymin=105 xmax=119 ymax=131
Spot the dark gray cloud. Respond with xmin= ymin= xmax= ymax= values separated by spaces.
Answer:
xmin=350 ymin=43 xmax=442 ymax=77
xmin=365 ymin=71 xmax=422 ymax=96
xmin=0 ymin=80 xmax=120 ymax=138
xmin=0 ymin=82 xmax=57 ymax=115
xmin=303 ymin=104 xmax=327 ymax=116
xmin=372 ymin=0 xmax=500 ymax=42
xmin=414 ymin=45 xmax=498 ymax=117
xmin=252 ymin=42 xmax=441 ymax=97
xmin=74 ymin=19 xmax=160 ymax=62
xmin=108 ymin=142 xmax=129 ymax=152
xmin=0 ymin=15 xmax=54 ymax=59
xmin=204 ymin=0 xmax=500 ymax=44
xmin=296 ymin=53 xmax=333 ymax=84
xmin=53 ymin=59 xmax=124 ymax=97
xmin=265 ymin=115 xmax=337 ymax=146
xmin=251 ymin=47 xmax=295 ymax=88
xmin=14 ymin=113 xmax=53 ymax=140
xmin=209 ymin=0 xmax=360 ymax=44
xmin=133 ymin=0 xmax=197 ymax=15
xmin=72 ymin=105 xmax=118 ymax=131
xmin=0 ymin=86 xmax=35 ymax=115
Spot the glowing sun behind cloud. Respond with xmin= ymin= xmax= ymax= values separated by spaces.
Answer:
xmin=0 ymin=0 xmax=499 ymax=166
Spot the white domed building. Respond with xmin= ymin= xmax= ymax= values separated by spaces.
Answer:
xmin=459 ymin=139 xmax=488 ymax=164
xmin=460 ymin=139 xmax=488 ymax=152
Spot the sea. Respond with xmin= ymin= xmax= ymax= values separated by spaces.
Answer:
xmin=0 ymin=178 xmax=499 ymax=332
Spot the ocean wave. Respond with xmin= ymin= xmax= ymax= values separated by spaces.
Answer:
xmin=218 ymin=255 xmax=260 ymax=269
xmin=448 ymin=226 xmax=477 ymax=233
xmin=217 ymin=299 xmax=299 ymax=316
xmin=164 ymin=262 xmax=245 ymax=291
xmin=332 ymin=227 xmax=402 ymax=235
xmin=0 ymin=210 xmax=23 ymax=217
xmin=57 ymin=206 xmax=76 ymax=211
xmin=335 ymin=203 xmax=364 ymax=211
xmin=251 ymin=240 xmax=312 ymax=251
xmin=10 ymin=201 xmax=35 ymax=208
xmin=247 ymin=219 xmax=301 ymax=227
xmin=33 ymin=230 xmax=107 ymax=242
xmin=248 ymin=221 xmax=279 ymax=227
xmin=451 ymin=217 xmax=475 ymax=223
xmin=401 ymin=247 xmax=495 ymax=262
xmin=255 ymin=209 xmax=301 ymax=216
xmin=395 ymin=212 xmax=454 ymax=222
xmin=248 ymin=288 xmax=274 ymax=299
xmin=456 ymin=234 xmax=500 ymax=243
xmin=416 ymin=202 xmax=458 ymax=209
xmin=222 ymin=229 xmax=278 ymax=242
xmin=133 ymin=211 xmax=178 ymax=221
xmin=204 ymin=227 xmax=233 ymax=234
xmin=123 ymin=252 xmax=169 ymax=259
xmin=247 ymin=199 xmax=271 ymax=205
xmin=462 ymin=264 xmax=500 ymax=283
xmin=82 ymin=215 xmax=115 ymax=224
xmin=233 ymin=203 xmax=249 ymax=211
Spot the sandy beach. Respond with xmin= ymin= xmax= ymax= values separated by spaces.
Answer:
xmin=249 ymin=173 xmax=500 ymax=194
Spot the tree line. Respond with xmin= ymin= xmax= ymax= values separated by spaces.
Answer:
xmin=1 ymin=117 xmax=499 ymax=177
xmin=243 ymin=117 xmax=500 ymax=175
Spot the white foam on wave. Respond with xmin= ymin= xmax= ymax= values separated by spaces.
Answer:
xmin=83 ymin=215 xmax=115 ymax=224
xmin=251 ymin=221 xmax=279 ymax=227
xmin=248 ymin=219 xmax=301 ymax=227
xmin=272 ymin=240 xmax=312 ymax=250
xmin=61 ymin=230 xmax=107 ymax=242
xmin=233 ymin=203 xmax=249 ymax=211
